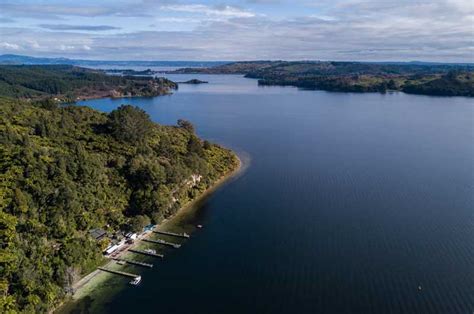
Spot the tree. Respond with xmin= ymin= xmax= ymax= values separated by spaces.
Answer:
xmin=177 ymin=119 xmax=195 ymax=133
xmin=33 ymin=98 xmax=58 ymax=111
xmin=387 ymin=79 xmax=397 ymax=90
xmin=13 ymin=188 xmax=28 ymax=214
xmin=108 ymin=105 xmax=154 ymax=143
xmin=129 ymin=215 xmax=151 ymax=232
xmin=188 ymin=135 xmax=203 ymax=156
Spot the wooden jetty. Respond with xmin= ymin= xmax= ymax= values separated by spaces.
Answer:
xmin=113 ymin=258 xmax=153 ymax=268
xmin=142 ymin=238 xmax=181 ymax=248
xmin=129 ymin=249 xmax=164 ymax=258
xmin=153 ymin=230 xmax=190 ymax=238
xmin=98 ymin=267 xmax=139 ymax=278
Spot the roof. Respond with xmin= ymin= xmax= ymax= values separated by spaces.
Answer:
xmin=105 ymin=244 xmax=120 ymax=254
xmin=89 ymin=228 xmax=107 ymax=240
xmin=144 ymin=224 xmax=155 ymax=231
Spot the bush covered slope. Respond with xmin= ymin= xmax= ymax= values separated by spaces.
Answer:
xmin=0 ymin=98 xmax=238 ymax=312
xmin=0 ymin=65 xmax=177 ymax=100
xmin=402 ymin=72 xmax=474 ymax=96
xmin=172 ymin=61 xmax=474 ymax=96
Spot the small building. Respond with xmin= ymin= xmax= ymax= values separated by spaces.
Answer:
xmin=89 ymin=228 xmax=107 ymax=241
xmin=126 ymin=232 xmax=138 ymax=240
xmin=105 ymin=244 xmax=120 ymax=255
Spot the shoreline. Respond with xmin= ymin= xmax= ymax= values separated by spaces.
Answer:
xmin=160 ymin=154 xmax=244 ymax=230
xmin=57 ymin=154 xmax=242 ymax=312
xmin=74 ymin=90 xmax=175 ymax=102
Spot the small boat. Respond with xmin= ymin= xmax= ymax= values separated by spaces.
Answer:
xmin=144 ymin=248 xmax=156 ymax=254
xmin=129 ymin=276 xmax=141 ymax=286
xmin=197 ymin=224 xmax=203 ymax=229
xmin=418 ymin=285 xmax=423 ymax=291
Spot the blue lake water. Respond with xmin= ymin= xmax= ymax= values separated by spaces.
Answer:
xmin=75 ymin=74 xmax=474 ymax=314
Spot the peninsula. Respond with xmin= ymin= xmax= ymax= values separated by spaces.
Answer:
xmin=0 ymin=65 xmax=177 ymax=101
xmin=0 ymin=66 xmax=239 ymax=313
xmin=171 ymin=61 xmax=474 ymax=97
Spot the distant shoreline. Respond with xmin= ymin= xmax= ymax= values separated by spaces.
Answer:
xmin=56 ymin=155 xmax=242 ymax=313
xmin=168 ymin=61 xmax=474 ymax=97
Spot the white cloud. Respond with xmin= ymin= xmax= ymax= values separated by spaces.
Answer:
xmin=0 ymin=42 xmax=21 ymax=50
xmin=28 ymin=40 xmax=40 ymax=49
xmin=161 ymin=4 xmax=256 ymax=18
xmin=446 ymin=0 xmax=474 ymax=12
xmin=60 ymin=44 xmax=76 ymax=51
xmin=0 ymin=0 xmax=472 ymax=61
xmin=59 ymin=44 xmax=92 ymax=51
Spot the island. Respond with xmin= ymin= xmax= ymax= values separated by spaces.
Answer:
xmin=178 ymin=79 xmax=209 ymax=84
xmin=171 ymin=61 xmax=474 ymax=97
xmin=0 ymin=66 xmax=239 ymax=313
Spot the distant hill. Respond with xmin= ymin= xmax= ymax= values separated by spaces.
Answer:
xmin=172 ymin=60 xmax=474 ymax=75
xmin=172 ymin=61 xmax=474 ymax=96
xmin=0 ymin=54 xmax=229 ymax=68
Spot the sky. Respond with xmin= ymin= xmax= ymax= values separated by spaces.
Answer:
xmin=0 ymin=0 xmax=473 ymax=61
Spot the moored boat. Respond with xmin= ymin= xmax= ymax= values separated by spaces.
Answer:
xmin=129 ymin=276 xmax=141 ymax=286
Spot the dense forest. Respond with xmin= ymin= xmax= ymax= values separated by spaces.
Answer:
xmin=0 ymin=65 xmax=177 ymax=100
xmin=0 ymin=95 xmax=238 ymax=312
xmin=401 ymin=71 xmax=474 ymax=97
xmin=172 ymin=61 xmax=474 ymax=96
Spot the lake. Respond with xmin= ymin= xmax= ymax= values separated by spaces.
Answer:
xmin=73 ymin=74 xmax=473 ymax=313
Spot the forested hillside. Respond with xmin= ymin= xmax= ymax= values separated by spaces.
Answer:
xmin=0 ymin=65 xmax=177 ymax=100
xmin=402 ymin=71 xmax=474 ymax=96
xmin=0 ymin=98 xmax=238 ymax=313
xmin=172 ymin=61 xmax=474 ymax=96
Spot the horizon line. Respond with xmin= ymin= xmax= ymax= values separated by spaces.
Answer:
xmin=1 ymin=54 xmax=474 ymax=65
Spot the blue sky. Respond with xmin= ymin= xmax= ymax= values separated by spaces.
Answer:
xmin=0 ymin=0 xmax=473 ymax=61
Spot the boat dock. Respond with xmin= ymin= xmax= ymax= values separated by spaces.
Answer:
xmin=129 ymin=249 xmax=164 ymax=258
xmin=113 ymin=258 xmax=153 ymax=268
xmin=142 ymin=238 xmax=181 ymax=248
xmin=153 ymin=230 xmax=190 ymax=238
xmin=98 ymin=267 xmax=139 ymax=278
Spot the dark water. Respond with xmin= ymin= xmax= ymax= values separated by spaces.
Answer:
xmin=76 ymin=75 xmax=473 ymax=314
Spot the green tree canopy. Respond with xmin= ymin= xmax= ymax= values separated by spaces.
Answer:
xmin=0 ymin=97 xmax=238 ymax=312
xmin=108 ymin=105 xmax=154 ymax=143
xmin=129 ymin=215 xmax=151 ymax=232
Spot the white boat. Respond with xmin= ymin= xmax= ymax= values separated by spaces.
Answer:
xmin=129 ymin=276 xmax=141 ymax=286
xmin=144 ymin=248 xmax=156 ymax=254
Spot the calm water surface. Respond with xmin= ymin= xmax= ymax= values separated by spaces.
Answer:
xmin=75 ymin=75 xmax=473 ymax=314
